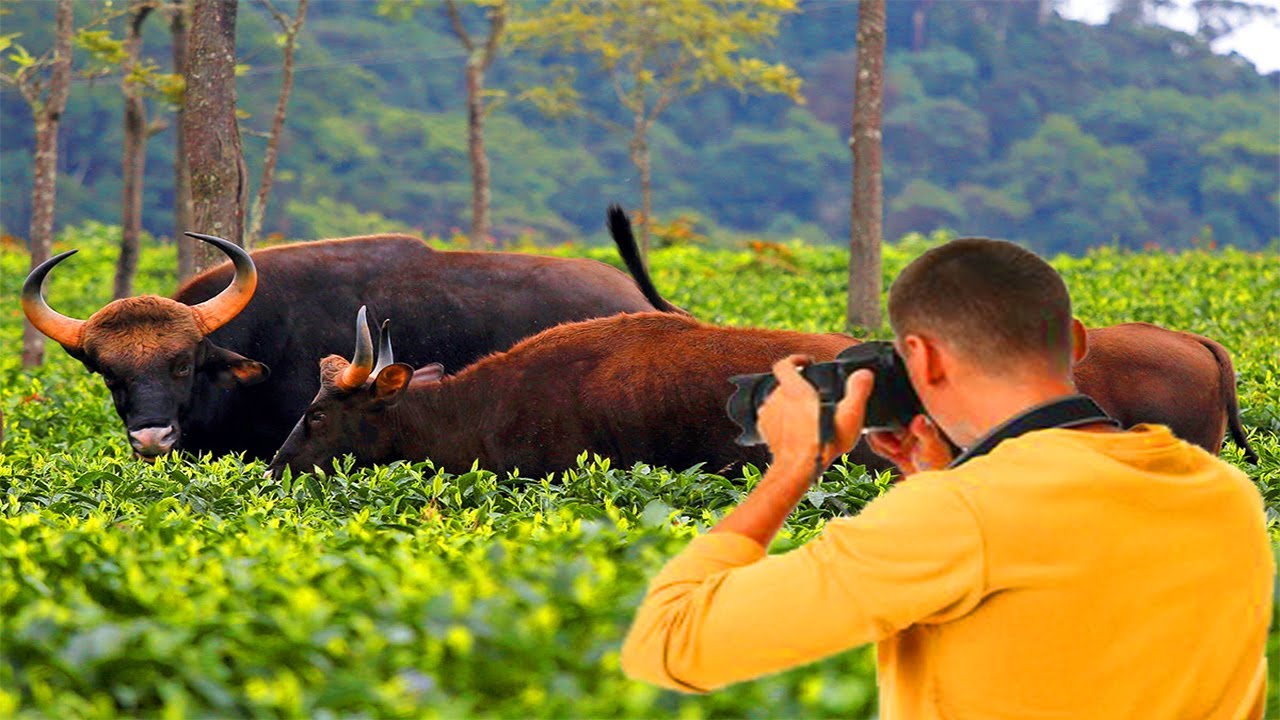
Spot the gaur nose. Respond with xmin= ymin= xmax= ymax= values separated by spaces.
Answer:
xmin=129 ymin=425 xmax=178 ymax=457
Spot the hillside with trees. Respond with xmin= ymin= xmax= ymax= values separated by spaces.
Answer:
xmin=2 ymin=0 xmax=1276 ymax=254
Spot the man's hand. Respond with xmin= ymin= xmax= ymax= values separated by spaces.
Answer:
xmin=712 ymin=356 xmax=874 ymax=546
xmin=866 ymin=414 xmax=954 ymax=476
xmin=758 ymin=355 xmax=875 ymax=471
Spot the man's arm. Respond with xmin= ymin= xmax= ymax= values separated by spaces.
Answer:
xmin=619 ymin=357 xmax=985 ymax=692
xmin=619 ymin=477 xmax=986 ymax=692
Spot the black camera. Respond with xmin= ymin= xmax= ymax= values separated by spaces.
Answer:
xmin=726 ymin=341 xmax=924 ymax=446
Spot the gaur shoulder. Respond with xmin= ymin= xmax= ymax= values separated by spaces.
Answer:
xmin=449 ymin=312 xmax=854 ymax=382
xmin=174 ymin=235 xmax=433 ymax=299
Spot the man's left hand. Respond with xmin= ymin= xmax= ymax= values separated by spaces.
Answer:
xmin=758 ymin=355 xmax=876 ymax=471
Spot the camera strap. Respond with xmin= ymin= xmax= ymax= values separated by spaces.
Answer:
xmin=946 ymin=394 xmax=1119 ymax=469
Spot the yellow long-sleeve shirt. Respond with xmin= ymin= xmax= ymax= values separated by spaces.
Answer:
xmin=621 ymin=425 xmax=1274 ymax=719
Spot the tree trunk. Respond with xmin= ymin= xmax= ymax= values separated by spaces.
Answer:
xmin=630 ymin=119 xmax=652 ymax=258
xmin=847 ymin=0 xmax=885 ymax=333
xmin=465 ymin=59 xmax=491 ymax=249
xmin=172 ymin=0 xmax=196 ymax=281
xmin=114 ymin=4 xmax=153 ymax=300
xmin=22 ymin=0 xmax=74 ymax=368
xmin=246 ymin=0 xmax=309 ymax=248
xmin=185 ymin=0 xmax=246 ymax=273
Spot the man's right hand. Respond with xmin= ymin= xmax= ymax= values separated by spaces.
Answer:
xmin=867 ymin=414 xmax=954 ymax=476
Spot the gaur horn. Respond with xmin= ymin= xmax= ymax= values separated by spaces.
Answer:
xmin=336 ymin=306 xmax=374 ymax=390
xmin=22 ymin=249 xmax=88 ymax=351
xmin=372 ymin=319 xmax=394 ymax=377
xmin=185 ymin=233 xmax=258 ymax=334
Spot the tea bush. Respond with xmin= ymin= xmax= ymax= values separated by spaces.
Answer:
xmin=2 ymin=227 xmax=1276 ymax=718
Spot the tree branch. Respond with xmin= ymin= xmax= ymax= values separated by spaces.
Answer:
xmin=607 ymin=65 xmax=640 ymax=115
xmin=480 ymin=1 xmax=507 ymax=72
xmin=646 ymin=54 xmax=690 ymax=123
xmin=247 ymin=0 xmax=309 ymax=246
xmin=445 ymin=0 xmax=475 ymax=53
xmin=130 ymin=3 xmax=155 ymax=34
xmin=649 ymin=85 xmax=676 ymax=122
xmin=46 ymin=0 xmax=74 ymax=120
xmin=253 ymin=0 xmax=290 ymax=30
xmin=560 ymin=99 xmax=626 ymax=135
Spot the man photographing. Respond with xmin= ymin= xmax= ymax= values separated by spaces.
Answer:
xmin=620 ymin=238 xmax=1273 ymax=718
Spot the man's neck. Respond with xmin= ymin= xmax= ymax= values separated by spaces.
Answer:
xmin=947 ymin=375 xmax=1085 ymax=447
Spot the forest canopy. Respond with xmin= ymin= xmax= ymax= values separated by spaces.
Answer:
xmin=2 ymin=0 xmax=1276 ymax=254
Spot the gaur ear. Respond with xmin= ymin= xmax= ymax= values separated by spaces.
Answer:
xmin=202 ymin=343 xmax=270 ymax=388
xmin=372 ymin=362 xmax=415 ymax=404
xmin=1071 ymin=317 xmax=1089 ymax=365
xmin=412 ymin=363 xmax=445 ymax=384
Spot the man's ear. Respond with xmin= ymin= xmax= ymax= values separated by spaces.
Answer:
xmin=373 ymin=362 xmax=415 ymax=404
xmin=412 ymin=363 xmax=445 ymax=384
xmin=903 ymin=334 xmax=946 ymax=386
xmin=202 ymin=342 xmax=271 ymax=389
xmin=1070 ymin=317 xmax=1089 ymax=365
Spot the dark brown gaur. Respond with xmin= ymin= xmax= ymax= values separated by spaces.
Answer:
xmin=23 ymin=233 xmax=264 ymax=459
xmin=22 ymin=217 xmax=679 ymax=461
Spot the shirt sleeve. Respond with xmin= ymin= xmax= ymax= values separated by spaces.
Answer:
xmin=619 ymin=477 xmax=987 ymax=693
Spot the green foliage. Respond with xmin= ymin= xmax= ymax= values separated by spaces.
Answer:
xmin=75 ymin=28 xmax=127 ymax=65
xmin=76 ymin=25 xmax=184 ymax=107
xmin=988 ymin=115 xmax=1150 ymax=254
xmin=508 ymin=0 xmax=804 ymax=225
xmin=510 ymin=0 xmax=803 ymax=107
xmin=2 ymin=224 xmax=1277 ymax=717
xmin=3 ymin=1 xmax=1277 ymax=252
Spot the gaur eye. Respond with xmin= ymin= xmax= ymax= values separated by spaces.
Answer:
xmin=309 ymin=411 xmax=326 ymax=424
xmin=174 ymin=363 xmax=193 ymax=377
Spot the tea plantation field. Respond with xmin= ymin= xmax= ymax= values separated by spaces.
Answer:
xmin=2 ymin=226 xmax=1278 ymax=718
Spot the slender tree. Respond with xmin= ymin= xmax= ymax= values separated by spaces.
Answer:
xmin=185 ymin=0 xmax=247 ymax=272
xmin=847 ymin=0 xmax=885 ymax=333
xmin=171 ymin=0 xmax=196 ymax=280
xmin=379 ymin=0 xmax=509 ymax=249
xmin=512 ymin=0 xmax=802 ymax=256
xmin=113 ymin=1 xmax=156 ymax=299
xmin=2 ymin=0 xmax=75 ymax=367
xmin=445 ymin=0 xmax=507 ymax=249
xmin=245 ymin=0 xmax=310 ymax=248
xmin=74 ymin=3 xmax=183 ymax=296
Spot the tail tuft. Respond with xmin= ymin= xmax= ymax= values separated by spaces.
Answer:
xmin=606 ymin=204 xmax=685 ymax=315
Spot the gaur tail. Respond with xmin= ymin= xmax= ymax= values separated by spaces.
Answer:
xmin=1192 ymin=333 xmax=1259 ymax=464
xmin=606 ymin=204 xmax=687 ymax=315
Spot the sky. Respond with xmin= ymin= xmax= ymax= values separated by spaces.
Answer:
xmin=1059 ymin=0 xmax=1280 ymax=72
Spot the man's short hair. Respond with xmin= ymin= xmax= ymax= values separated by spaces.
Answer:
xmin=887 ymin=238 xmax=1073 ymax=372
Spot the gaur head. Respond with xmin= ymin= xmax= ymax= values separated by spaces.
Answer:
xmin=268 ymin=306 xmax=433 ymax=476
xmin=22 ymin=233 xmax=269 ymax=460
